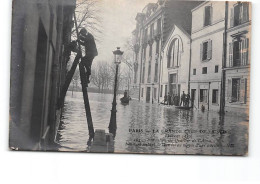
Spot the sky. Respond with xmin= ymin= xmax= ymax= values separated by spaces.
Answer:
xmin=93 ymin=0 xmax=158 ymax=62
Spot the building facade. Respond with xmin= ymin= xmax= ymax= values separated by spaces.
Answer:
xmin=224 ymin=1 xmax=251 ymax=116
xmin=132 ymin=2 xmax=163 ymax=103
xmin=189 ymin=1 xmax=226 ymax=111
xmin=10 ymin=0 xmax=76 ymax=150
xmin=159 ymin=25 xmax=191 ymax=105
xmin=132 ymin=1 xmax=251 ymax=116
xmin=132 ymin=0 xmax=201 ymax=104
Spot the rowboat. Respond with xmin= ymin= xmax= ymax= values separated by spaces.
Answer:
xmin=175 ymin=106 xmax=192 ymax=110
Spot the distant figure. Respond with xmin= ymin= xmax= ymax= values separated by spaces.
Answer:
xmin=170 ymin=92 xmax=174 ymax=106
xmin=164 ymin=94 xmax=168 ymax=105
xmin=185 ymin=93 xmax=190 ymax=107
xmin=77 ymin=28 xmax=98 ymax=83
xmin=124 ymin=90 xmax=128 ymax=98
xmin=201 ymin=104 xmax=205 ymax=112
xmin=180 ymin=91 xmax=186 ymax=106
xmin=167 ymin=92 xmax=171 ymax=106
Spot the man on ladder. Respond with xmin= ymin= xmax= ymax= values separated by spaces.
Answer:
xmin=77 ymin=28 xmax=98 ymax=84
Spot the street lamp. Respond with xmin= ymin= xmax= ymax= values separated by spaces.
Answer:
xmin=108 ymin=47 xmax=124 ymax=138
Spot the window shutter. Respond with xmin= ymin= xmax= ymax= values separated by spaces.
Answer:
xmin=245 ymin=38 xmax=249 ymax=65
xmin=239 ymin=40 xmax=243 ymax=66
xmin=207 ymin=40 xmax=212 ymax=60
xmin=200 ymin=43 xmax=203 ymax=61
xmin=240 ymin=78 xmax=245 ymax=103
xmin=229 ymin=42 xmax=233 ymax=67
xmin=209 ymin=6 xmax=213 ymax=25
xmin=230 ymin=8 xmax=234 ymax=27
xmin=242 ymin=3 xmax=249 ymax=23
xmin=241 ymin=39 xmax=245 ymax=66
xmin=239 ymin=4 xmax=243 ymax=24
xmin=227 ymin=79 xmax=232 ymax=102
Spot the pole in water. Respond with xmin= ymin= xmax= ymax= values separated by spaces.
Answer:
xmin=73 ymin=11 xmax=95 ymax=140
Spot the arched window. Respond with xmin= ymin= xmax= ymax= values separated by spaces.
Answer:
xmin=167 ymin=38 xmax=180 ymax=68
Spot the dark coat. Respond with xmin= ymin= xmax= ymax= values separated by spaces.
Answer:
xmin=78 ymin=32 xmax=98 ymax=57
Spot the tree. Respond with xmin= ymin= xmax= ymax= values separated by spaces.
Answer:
xmin=90 ymin=61 xmax=113 ymax=93
xmin=72 ymin=0 xmax=103 ymax=41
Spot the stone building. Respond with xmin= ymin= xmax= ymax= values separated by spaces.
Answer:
xmin=223 ymin=1 xmax=251 ymax=116
xmin=132 ymin=0 xmax=201 ymax=103
xmin=159 ymin=24 xmax=191 ymax=105
xmin=189 ymin=1 xmax=226 ymax=111
xmin=10 ymin=0 xmax=76 ymax=150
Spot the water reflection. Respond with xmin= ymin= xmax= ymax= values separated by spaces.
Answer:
xmin=56 ymin=92 xmax=248 ymax=155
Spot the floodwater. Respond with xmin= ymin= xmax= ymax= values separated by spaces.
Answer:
xmin=56 ymin=91 xmax=248 ymax=155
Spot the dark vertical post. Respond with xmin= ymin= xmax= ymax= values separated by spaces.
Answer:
xmin=138 ymin=48 xmax=144 ymax=101
xmin=74 ymin=11 xmax=95 ymax=139
xmin=152 ymin=83 xmax=154 ymax=104
xmin=57 ymin=55 xmax=80 ymax=108
xmin=208 ymin=82 xmax=211 ymax=111
xmin=79 ymin=62 xmax=95 ymax=139
xmin=109 ymin=64 xmax=119 ymax=138
xmin=220 ymin=2 xmax=228 ymax=114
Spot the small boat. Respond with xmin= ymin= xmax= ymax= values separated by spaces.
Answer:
xmin=120 ymin=96 xmax=130 ymax=104
xmin=175 ymin=106 xmax=192 ymax=110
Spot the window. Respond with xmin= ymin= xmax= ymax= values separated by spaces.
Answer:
xmin=233 ymin=40 xmax=240 ymax=67
xmin=154 ymin=88 xmax=157 ymax=99
xmin=204 ymin=6 xmax=212 ymax=27
xmin=134 ymin=71 xmax=137 ymax=83
xmin=150 ymin=23 xmax=154 ymax=39
xmin=193 ymin=69 xmax=196 ymax=75
xmin=143 ymin=47 xmax=147 ymax=60
xmin=202 ymin=67 xmax=207 ymax=74
xmin=169 ymin=74 xmax=177 ymax=83
xmin=231 ymin=78 xmax=240 ymax=102
xmin=228 ymin=78 xmax=247 ymax=103
xmin=154 ymin=58 xmax=159 ymax=82
xmin=201 ymin=40 xmax=212 ymax=61
xmin=167 ymin=38 xmax=180 ymax=68
xmin=143 ymin=28 xmax=148 ymax=43
xmin=231 ymin=2 xmax=249 ymax=27
xmin=169 ymin=74 xmax=177 ymax=95
xmin=142 ymin=65 xmax=145 ymax=83
xmin=147 ymin=61 xmax=151 ymax=83
xmin=229 ymin=37 xmax=249 ymax=67
xmin=156 ymin=41 xmax=159 ymax=54
xmin=157 ymin=18 xmax=161 ymax=35
xmin=215 ymin=65 xmax=219 ymax=73
xmin=200 ymin=89 xmax=208 ymax=103
xmin=149 ymin=44 xmax=152 ymax=57
xmin=212 ymin=89 xmax=219 ymax=104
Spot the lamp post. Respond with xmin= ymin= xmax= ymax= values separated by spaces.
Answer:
xmin=152 ymin=83 xmax=154 ymax=104
xmin=72 ymin=79 xmax=75 ymax=97
xmin=108 ymin=47 xmax=124 ymax=138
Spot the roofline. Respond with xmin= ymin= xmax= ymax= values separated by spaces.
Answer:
xmin=191 ymin=1 xmax=210 ymax=12
xmin=162 ymin=24 xmax=191 ymax=51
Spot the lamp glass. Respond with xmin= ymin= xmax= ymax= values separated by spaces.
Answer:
xmin=114 ymin=54 xmax=122 ymax=64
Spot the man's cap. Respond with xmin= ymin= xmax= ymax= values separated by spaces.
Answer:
xmin=80 ymin=28 xmax=87 ymax=34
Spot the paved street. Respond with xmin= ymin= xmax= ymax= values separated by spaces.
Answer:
xmin=56 ymin=91 xmax=248 ymax=155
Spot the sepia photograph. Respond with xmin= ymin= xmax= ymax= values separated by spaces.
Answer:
xmin=9 ymin=0 xmax=251 ymax=155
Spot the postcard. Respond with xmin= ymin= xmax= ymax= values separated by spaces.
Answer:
xmin=9 ymin=0 xmax=251 ymax=155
